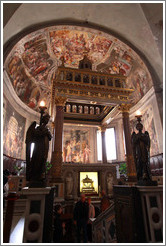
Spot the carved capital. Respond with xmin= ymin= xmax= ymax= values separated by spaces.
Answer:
xmin=54 ymin=96 xmax=67 ymax=106
xmin=118 ymin=103 xmax=131 ymax=112
xmin=98 ymin=124 xmax=107 ymax=132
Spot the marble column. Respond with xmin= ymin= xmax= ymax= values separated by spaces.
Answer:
xmin=100 ymin=125 xmax=107 ymax=164
xmin=50 ymin=96 xmax=66 ymax=184
xmin=119 ymin=104 xmax=137 ymax=181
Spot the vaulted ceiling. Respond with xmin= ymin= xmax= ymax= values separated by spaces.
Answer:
xmin=3 ymin=3 xmax=163 ymax=124
xmin=4 ymin=25 xmax=153 ymax=112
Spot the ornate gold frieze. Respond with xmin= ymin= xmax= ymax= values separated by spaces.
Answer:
xmin=56 ymin=88 xmax=130 ymax=102
xmin=55 ymin=80 xmax=133 ymax=95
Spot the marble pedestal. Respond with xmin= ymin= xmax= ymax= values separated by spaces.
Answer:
xmin=22 ymin=187 xmax=51 ymax=243
xmin=137 ymin=186 xmax=163 ymax=243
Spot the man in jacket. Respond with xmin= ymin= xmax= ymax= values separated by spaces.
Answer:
xmin=74 ymin=194 xmax=89 ymax=243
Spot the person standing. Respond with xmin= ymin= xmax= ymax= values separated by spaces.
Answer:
xmin=3 ymin=169 xmax=10 ymax=208
xmin=100 ymin=190 xmax=110 ymax=212
xmin=53 ymin=204 xmax=65 ymax=243
xmin=73 ymin=194 xmax=89 ymax=243
xmin=87 ymin=197 xmax=95 ymax=242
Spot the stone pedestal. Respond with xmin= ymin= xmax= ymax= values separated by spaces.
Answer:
xmin=22 ymin=187 xmax=51 ymax=243
xmin=113 ymin=185 xmax=146 ymax=243
xmin=137 ymin=186 xmax=163 ymax=243
xmin=3 ymin=192 xmax=19 ymax=243
xmin=113 ymin=185 xmax=163 ymax=243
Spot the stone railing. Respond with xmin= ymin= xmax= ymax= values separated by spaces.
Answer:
xmin=150 ymin=153 xmax=163 ymax=176
xmin=3 ymin=154 xmax=26 ymax=175
xmin=92 ymin=202 xmax=117 ymax=243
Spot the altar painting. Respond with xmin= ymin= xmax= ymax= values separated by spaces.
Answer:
xmin=63 ymin=129 xmax=90 ymax=163
xmin=3 ymin=97 xmax=26 ymax=158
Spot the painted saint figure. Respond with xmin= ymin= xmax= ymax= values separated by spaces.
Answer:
xmin=83 ymin=144 xmax=91 ymax=163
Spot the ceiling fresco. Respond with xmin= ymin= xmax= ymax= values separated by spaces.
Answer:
xmin=4 ymin=25 xmax=153 ymax=112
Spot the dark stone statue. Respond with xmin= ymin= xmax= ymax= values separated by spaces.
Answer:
xmin=25 ymin=113 xmax=52 ymax=187
xmin=131 ymin=120 xmax=157 ymax=186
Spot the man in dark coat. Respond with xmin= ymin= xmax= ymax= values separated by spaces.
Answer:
xmin=74 ymin=194 xmax=89 ymax=243
xmin=53 ymin=204 xmax=65 ymax=243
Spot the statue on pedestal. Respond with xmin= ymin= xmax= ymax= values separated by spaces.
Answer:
xmin=107 ymin=173 xmax=114 ymax=196
xmin=131 ymin=114 xmax=157 ymax=186
xmin=66 ymin=173 xmax=73 ymax=198
xmin=25 ymin=113 xmax=52 ymax=187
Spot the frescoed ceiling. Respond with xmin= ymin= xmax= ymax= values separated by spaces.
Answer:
xmin=4 ymin=25 xmax=153 ymax=112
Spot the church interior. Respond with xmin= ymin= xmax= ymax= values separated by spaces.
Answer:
xmin=3 ymin=2 xmax=163 ymax=244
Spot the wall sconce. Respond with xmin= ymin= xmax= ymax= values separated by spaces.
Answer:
xmin=39 ymin=100 xmax=47 ymax=125
xmin=135 ymin=110 xmax=142 ymax=123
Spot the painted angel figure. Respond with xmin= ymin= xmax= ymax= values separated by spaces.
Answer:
xmin=25 ymin=113 xmax=52 ymax=185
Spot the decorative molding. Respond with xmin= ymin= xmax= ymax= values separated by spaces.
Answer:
xmin=54 ymin=96 xmax=67 ymax=106
xmin=102 ymin=105 xmax=120 ymax=125
xmin=130 ymin=87 xmax=155 ymax=118
xmin=118 ymin=103 xmax=132 ymax=112
xmin=99 ymin=124 xmax=107 ymax=132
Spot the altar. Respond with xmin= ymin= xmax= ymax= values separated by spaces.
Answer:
xmin=80 ymin=173 xmax=98 ymax=195
xmin=61 ymin=162 xmax=117 ymax=200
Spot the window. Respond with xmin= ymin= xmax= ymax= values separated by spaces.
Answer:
xmin=106 ymin=128 xmax=117 ymax=161
xmin=30 ymin=143 xmax=35 ymax=158
xmin=123 ymin=130 xmax=126 ymax=155
xmin=97 ymin=130 xmax=102 ymax=161
xmin=97 ymin=127 xmax=117 ymax=162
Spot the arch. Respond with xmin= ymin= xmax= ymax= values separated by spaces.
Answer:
xmin=3 ymin=19 xmax=161 ymax=92
xmin=4 ymin=22 xmax=162 ymax=116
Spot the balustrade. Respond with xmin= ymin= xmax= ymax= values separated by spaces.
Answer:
xmin=64 ymin=104 xmax=101 ymax=115
xmin=57 ymin=67 xmax=126 ymax=89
